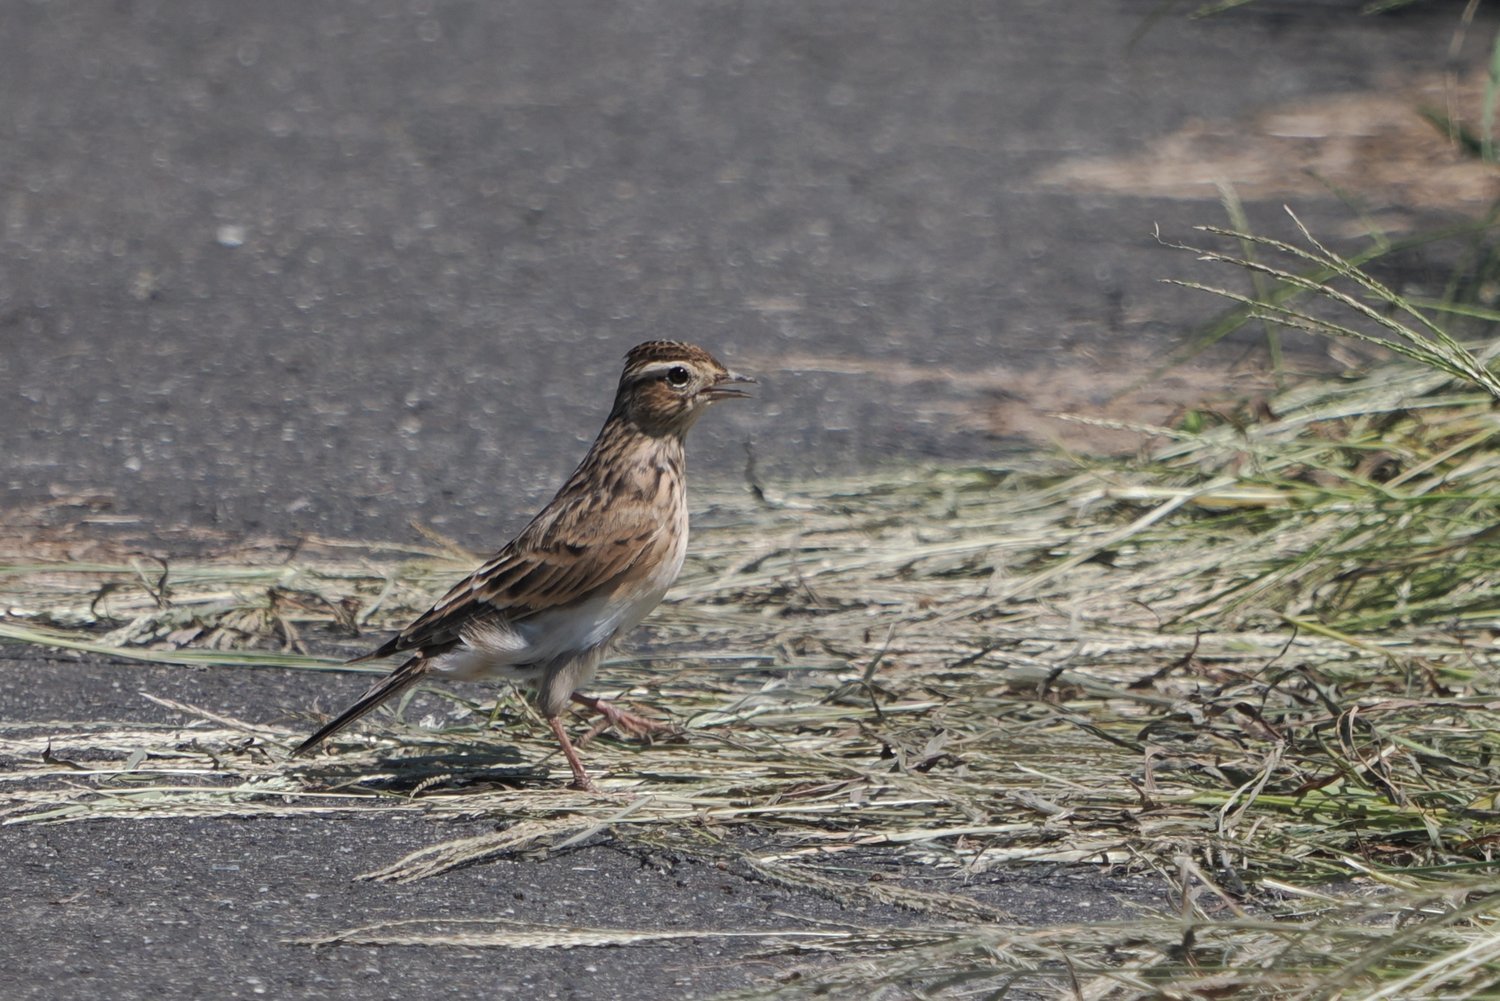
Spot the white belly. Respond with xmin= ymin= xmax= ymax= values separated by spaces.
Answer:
xmin=431 ymin=524 xmax=688 ymax=684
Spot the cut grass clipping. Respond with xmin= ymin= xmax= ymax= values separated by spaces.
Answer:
xmin=6 ymin=217 xmax=1500 ymax=996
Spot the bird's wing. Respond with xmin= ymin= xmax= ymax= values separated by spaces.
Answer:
xmin=360 ymin=489 xmax=665 ymax=660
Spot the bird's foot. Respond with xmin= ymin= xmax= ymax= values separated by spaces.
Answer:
xmin=548 ymin=715 xmax=603 ymax=793
xmin=570 ymin=693 xmax=678 ymax=744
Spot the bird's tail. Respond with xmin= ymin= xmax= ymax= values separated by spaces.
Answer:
xmin=292 ymin=656 xmax=429 ymax=756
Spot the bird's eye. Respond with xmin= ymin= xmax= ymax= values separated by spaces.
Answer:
xmin=665 ymin=365 xmax=691 ymax=387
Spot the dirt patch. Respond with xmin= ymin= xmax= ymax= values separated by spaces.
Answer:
xmin=1033 ymin=71 xmax=1500 ymax=218
xmin=746 ymin=348 xmax=1281 ymax=454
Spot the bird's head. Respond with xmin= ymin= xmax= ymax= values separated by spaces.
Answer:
xmin=612 ymin=340 xmax=754 ymax=435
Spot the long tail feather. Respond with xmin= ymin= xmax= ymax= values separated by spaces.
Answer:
xmin=292 ymin=656 xmax=429 ymax=756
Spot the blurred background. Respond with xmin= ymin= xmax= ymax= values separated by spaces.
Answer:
xmin=3 ymin=0 xmax=1496 ymax=542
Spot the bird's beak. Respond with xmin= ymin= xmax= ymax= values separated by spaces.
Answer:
xmin=703 ymin=370 xmax=755 ymax=400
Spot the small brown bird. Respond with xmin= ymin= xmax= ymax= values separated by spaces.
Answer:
xmin=293 ymin=341 xmax=752 ymax=790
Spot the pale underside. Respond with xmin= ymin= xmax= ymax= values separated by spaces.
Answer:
xmin=432 ymin=516 xmax=688 ymax=716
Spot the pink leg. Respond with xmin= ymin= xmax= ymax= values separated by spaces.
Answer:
xmin=570 ymin=693 xmax=675 ymax=740
xmin=547 ymin=715 xmax=598 ymax=792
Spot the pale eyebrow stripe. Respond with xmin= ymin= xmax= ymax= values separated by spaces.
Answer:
xmin=631 ymin=361 xmax=687 ymax=381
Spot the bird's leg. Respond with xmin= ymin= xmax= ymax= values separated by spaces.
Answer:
xmin=547 ymin=715 xmax=598 ymax=792
xmin=570 ymin=692 xmax=675 ymax=743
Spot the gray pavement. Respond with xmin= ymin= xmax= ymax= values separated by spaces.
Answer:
xmin=3 ymin=2 xmax=1495 ymax=998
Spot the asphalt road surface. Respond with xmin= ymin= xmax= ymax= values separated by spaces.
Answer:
xmin=3 ymin=3 xmax=1495 ymax=998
